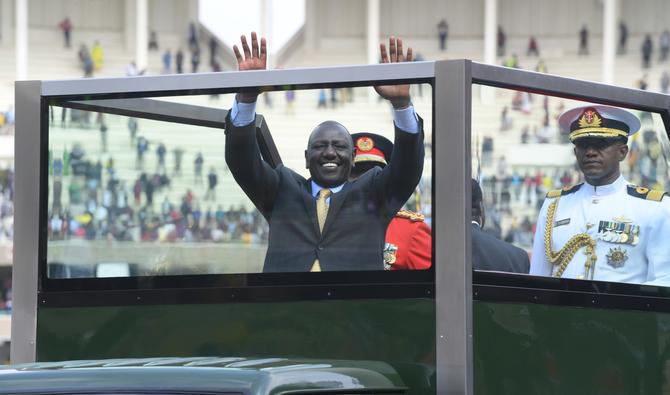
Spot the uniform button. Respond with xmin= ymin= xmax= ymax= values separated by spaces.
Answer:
xmin=592 ymin=199 xmax=599 ymax=204
xmin=317 ymin=245 xmax=324 ymax=251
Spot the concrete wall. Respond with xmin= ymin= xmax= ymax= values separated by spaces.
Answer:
xmin=380 ymin=0 xmax=484 ymax=38
xmin=9 ymin=0 xmax=670 ymax=53
xmin=498 ymin=0 xmax=602 ymax=38
xmin=620 ymin=0 xmax=670 ymax=36
xmin=1 ymin=0 xmax=14 ymax=45
xmin=16 ymin=0 xmax=196 ymax=50
xmin=148 ymin=0 xmax=198 ymax=50
xmin=29 ymin=0 xmax=124 ymax=30
xmin=307 ymin=0 xmax=670 ymax=52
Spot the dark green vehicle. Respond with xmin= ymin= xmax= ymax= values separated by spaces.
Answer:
xmin=8 ymin=60 xmax=670 ymax=394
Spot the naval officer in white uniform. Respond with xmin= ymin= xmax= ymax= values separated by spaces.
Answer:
xmin=530 ymin=105 xmax=670 ymax=285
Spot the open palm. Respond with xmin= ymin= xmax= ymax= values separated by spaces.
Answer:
xmin=374 ymin=37 xmax=413 ymax=109
xmin=233 ymin=32 xmax=267 ymax=102
xmin=234 ymin=32 xmax=267 ymax=71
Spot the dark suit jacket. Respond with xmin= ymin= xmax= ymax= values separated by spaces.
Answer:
xmin=225 ymin=115 xmax=424 ymax=272
xmin=472 ymin=224 xmax=529 ymax=273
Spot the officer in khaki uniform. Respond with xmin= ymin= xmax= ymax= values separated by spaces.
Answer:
xmin=349 ymin=132 xmax=432 ymax=270
xmin=530 ymin=105 xmax=670 ymax=284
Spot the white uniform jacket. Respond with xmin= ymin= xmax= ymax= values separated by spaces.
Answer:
xmin=530 ymin=175 xmax=670 ymax=285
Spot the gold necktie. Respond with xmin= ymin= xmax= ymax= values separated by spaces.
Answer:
xmin=311 ymin=188 xmax=331 ymax=272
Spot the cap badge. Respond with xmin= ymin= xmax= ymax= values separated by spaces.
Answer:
xmin=356 ymin=137 xmax=374 ymax=152
xmin=578 ymin=109 xmax=602 ymax=128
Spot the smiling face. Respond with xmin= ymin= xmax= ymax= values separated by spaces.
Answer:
xmin=305 ymin=121 xmax=355 ymax=188
xmin=574 ymin=137 xmax=628 ymax=186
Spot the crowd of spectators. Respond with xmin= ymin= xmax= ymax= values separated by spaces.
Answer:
xmin=496 ymin=21 xmax=670 ymax=96
xmin=48 ymin=185 xmax=269 ymax=246
xmin=47 ymin=132 xmax=268 ymax=246
xmin=479 ymin=166 xmax=595 ymax=247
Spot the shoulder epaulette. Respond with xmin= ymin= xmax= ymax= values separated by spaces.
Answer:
xmin=546 ymin=183 xmax=582 ymax=198
xmin=627 ymin=185 xmax=668 ymax=202
xmin=396 ymin=209 xmax=425 ymax=222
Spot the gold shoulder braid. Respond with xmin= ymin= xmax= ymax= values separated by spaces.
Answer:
xmin=546 ymin=189 xmax=562 ymax=199
xmin=544 ymin=196 xmax=597 ymax=279
xmin=546 ymin=183 xmax=582 ymax=199
xmin=627 ymin=184 xmax=668 ymax=202
xmin=396 ymin=209 xmax=425 ymax=222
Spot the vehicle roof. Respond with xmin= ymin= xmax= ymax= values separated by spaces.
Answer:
xmin=0 ymin=356 xmax=406 ymax=395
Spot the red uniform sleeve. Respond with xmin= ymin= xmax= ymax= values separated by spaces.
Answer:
xmin=406 ymin=221 xmax=432 ymax=270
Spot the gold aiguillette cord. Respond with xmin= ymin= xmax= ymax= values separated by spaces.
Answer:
xmin=544 ymin=197 xmax=597 ymax=279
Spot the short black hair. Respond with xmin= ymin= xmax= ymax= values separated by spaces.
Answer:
xmin=307 ymin=120 xmax=352 ymax=148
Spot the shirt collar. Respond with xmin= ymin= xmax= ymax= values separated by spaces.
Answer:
xmin=583 ymin=174 xmax=627 ymax=196
xmin=311 ymin=180 xmax=345 ymax=198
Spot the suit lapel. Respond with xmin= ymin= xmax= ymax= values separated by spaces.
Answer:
xmin=321 ymin=181 xmax=350 ymax=236
xmin=301 ymin=179 xmax=320 ymax=236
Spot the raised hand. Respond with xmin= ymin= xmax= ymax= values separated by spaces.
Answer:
xmin=374 ymin=36 xmax=413 ymax=109
xmin=233 ymin=32 xmax=267 ymax=102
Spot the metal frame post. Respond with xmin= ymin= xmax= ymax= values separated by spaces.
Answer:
xmin=435 ymin=59 xmax=473 ymax=394
xmin=11 ymin=81 xmax=43 ymax=363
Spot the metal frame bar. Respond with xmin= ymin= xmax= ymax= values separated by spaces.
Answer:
xmin=41 ymin=62 xmax=435 ymax=97
xmin=471 ymin=61 xmax=670 ymax=111
xmin=435 ymin=60 xmax=473 ymax=394
xmin=12 ymin=81 xmax=43 ymax=364
xmin=58 ymin=99 xmax=282 ymax=167
xmin=61 ymin=98 xmax=229 ymax=129
xmin=255 ymin=115 xmax=282 ymax=168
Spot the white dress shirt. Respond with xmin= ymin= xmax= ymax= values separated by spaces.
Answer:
xmin=230 ymin=99 xmax=420 ymax=133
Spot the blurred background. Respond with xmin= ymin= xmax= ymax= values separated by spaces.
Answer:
xmin=2 ymin=0 xmax=670 ymax=361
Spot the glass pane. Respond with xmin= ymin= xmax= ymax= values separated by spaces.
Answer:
xmin=472 ymin=84 xmax=670 ymax=285
xmin=46 ymin=83 xmax=433 ymax=277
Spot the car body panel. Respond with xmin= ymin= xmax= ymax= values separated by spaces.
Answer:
xmin=0 ymin=358 xmax=407 ymax=395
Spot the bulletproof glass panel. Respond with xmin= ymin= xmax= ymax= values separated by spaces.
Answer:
xmin=471 ymin=84 xmax=670 ymax=286
xmin=45 ymin=83 xmax=433 ymax=278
